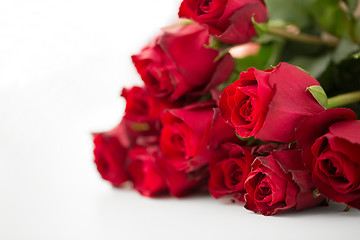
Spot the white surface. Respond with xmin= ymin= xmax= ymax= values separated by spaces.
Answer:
xmin=0 ymin=1 xmax=359 ymax=240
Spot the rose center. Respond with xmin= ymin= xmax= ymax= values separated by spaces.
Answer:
xmin=239 ymin=98 xmax=253 ymax=122
xmin=199 ymin=0 xmax=212 ymax=14
xmin=170 ymin=133 xmax=186 ymax=151
xmin=230 ymin=168 xmax=243 ymax=186
xmin=322 ymin=159 xmax=342 ymax=177
xmin=256 ymin=181 xmax=271 ymax=201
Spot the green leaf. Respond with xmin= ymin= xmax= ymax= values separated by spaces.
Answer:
xmin=289 ymin=53 xmax=332 ymax=78
xmin=264 ymin=0 xmax=315 ymax=29
xmin=311 ymin=1 xmax=353 ymax=39
xmin=344 ymin=0 xmax=359 ymax=12
xmin=313 ymin=189 xmax=321 ymax=198
xmin=235 ymin=133 xmax=261 ymax=146
xmin=251 ymin=16 xmax=268 ymax=36
xmin=332 ymin=38 xmax=360 ymax=63
xmin=204 ymin=36 xmax=229 ymax=50
xmin=344 ymin=205 xmax=351 ymax=212
xmin=307 ymin=85 xmax=328 ymax=109
xmin=354 ymin=19 xmax=360 ymax=44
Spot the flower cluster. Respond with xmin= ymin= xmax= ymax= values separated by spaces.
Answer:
xmin=93 ymin=21 xmax=234 ymax=197
xmin=93 ymin=0 xmax=360 ymax=215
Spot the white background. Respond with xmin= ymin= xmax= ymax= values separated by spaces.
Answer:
xmin=0 ymin=1 xmax=359 ymax=239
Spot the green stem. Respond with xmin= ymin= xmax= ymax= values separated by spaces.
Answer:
xmin=267 ymin=26 xmax=339 ymax=47
xmin=328 ymin=91 xmax=360 ymax=108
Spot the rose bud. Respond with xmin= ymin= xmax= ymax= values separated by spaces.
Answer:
xmin=244 ymin=149 xmax=325 ymax=216
xmin=179 ymin=0 xmax=268 ymax=44
xmin=128 ymin=145 xmax=168 ymax=197
xmin=160 ymin=101 xmax=216 ymax=172
xmin=93 ymin=120 xmax=131 ymax=186
xmin=219 ymin=62 xmax=325 ymax=143
xmin=209 ymin=143 xmax=254 ymax=201
xmin=296 ymin=108 xmax=360 ymax=209
xmin=131 ymin=22 xmax=234 ymax=101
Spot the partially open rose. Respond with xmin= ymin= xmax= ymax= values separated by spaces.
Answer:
xmin=209 ymin=143 xmax=254 ymax=201
xmin=219 ymin=62 xmax=325 ymax=143
xmin=244 ymin=149 xmax=325 ymax=215
xmin=132 ymin=22 xmax=234 ymax=101
xmin=93 ymin=120 xmax=131 ymax=186
xmin=128 ymin=145 xmax=168 ymax=197
xmin=179 ymin=0 xmax=268 ymax=44
xmin=160 ymin=101 xmax=216 ymax=172
xmin=296 ymin=108 xmax=360 ymax=209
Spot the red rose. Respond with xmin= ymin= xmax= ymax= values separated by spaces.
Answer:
xmin=209 ymin=143 xmax=254 ymax=201
xmin=296 ymin=108 xmax=360 ymax=209
xmin=158 ymin=159 xmax=209 ymax=197
xmin=179 ymin=0 xmax=268 ymax=44
xmin=131 ymin=22 xmax=234 ymax=101
xmin=93 ymin=120 xmax=131 ymax=186
xmin=122 ymin=86 xmax=172 ymax=122
xmin=128 ymin=145 xmax=168 ymax=197
xmin=160 ymin=101 xmax=216 ymax=172
xmin=219 ymin=62 xmax=325 ymax=143
xmin=208 ymin=141 xmax=288 ymax=201
xmin=296 ymin=108 xmax=357 ymax=170
xmin=244 ymin=149 xmax=325 ymax=215
xmin=208 ymin=108 xmax=241 ymax=149
xmin=121 ymin=86 xmax=175 ymax=133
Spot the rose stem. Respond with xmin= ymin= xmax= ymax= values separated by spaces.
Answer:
xmin=327 ymin=90 xmax=360 ymax=109
xmin=267 ymin=26 xmax=339 ymax=48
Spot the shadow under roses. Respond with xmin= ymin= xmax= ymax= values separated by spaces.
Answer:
xmin=270 ymin=202 xmax=360 ymax=218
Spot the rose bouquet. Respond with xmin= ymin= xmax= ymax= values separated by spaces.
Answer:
xmin=92 ymin=0 xmax=360 ymax=215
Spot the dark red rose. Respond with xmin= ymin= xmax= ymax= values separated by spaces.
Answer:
xmin=209 ymin=143 xmax=254 ymax=201
xmin=296 ymin=108 xmax=360 ymax=209
xmin=131 ymin=22 xmax=234 ymax=101
xmin=179 ymin=0 xmax=268 ymax=44
xmin=160 ymin=101 xmax=216 ymax=172
xmin=93 ymin=120 xmax=131 ymax=186
xmin=244 ymin=149 xmax=325 ymax=215
xmin=128 ymin=145 xmax=168 ymax=197
xmin=219 ymin=62 xmax=325 ymax=143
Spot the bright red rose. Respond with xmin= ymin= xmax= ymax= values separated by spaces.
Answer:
xmin=209 ymin=143 xmax=254 ymax=200
xmin=160 ymin=101 xmax=216 ymax=172
xmin=179 ymin=0 xmax=268 ymax=44
xmin=128 ymin=145 xmax=168 ymax=197
xmin=244 ymin=149 xmax=325 ymax=216
xmin=131 ymin=22 xmax=234 ymax=101
xmin=219 ymin=62 xmax=325 ymax=143
xmin=296 ymin=108 xmax=360 ymax=209
xmin=93 ymin=120 xmax=131 ymax=186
